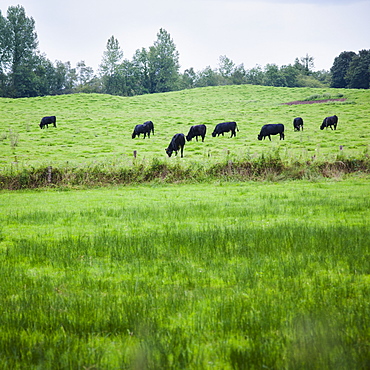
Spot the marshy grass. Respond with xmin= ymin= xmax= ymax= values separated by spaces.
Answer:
xmin=1 ymin=180 xmax=369 ymax=369
xmin=0 ymin=148 xmax=369 ymax=189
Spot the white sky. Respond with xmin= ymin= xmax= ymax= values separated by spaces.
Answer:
xmin=2 ymin=0 xmax=370 ymax=74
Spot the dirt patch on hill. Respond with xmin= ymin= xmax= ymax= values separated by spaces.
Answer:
xmin=282 ymin=98 xmax=346 ymax=105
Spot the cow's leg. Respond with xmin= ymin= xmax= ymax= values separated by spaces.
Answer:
xmin=268 ymin=135 xmax=271 ymax=141
xmin=180 ymin=146 xmax=184 ymax=158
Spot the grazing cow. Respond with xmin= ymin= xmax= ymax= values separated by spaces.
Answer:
xmin=40 ymin=116 xmax=56 ymax=129
xmin=143 ymin=120 xmax=154 ymax=135
xmin=211 ymin=121 xmax=239 ymax=138
xmin=186 ymin=124 xmax=207 ymax=142
xmin=258 ymin=124 xmax=285 ymax=141
xmin=165 ymin=133 xmax=186 ymax=158
xmin=320 ymin=115 xmax=338 ymax=130
xmin=132 ymin=121 xmax=154 ymax=139
xmin=293 ymin=117 xmax=304 ymax=131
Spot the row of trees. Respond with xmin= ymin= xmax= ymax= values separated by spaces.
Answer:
xmin=0 ymin=5 xmax=369 ymax=98
xmin=330 ymin=50 xmax=370 ymax=89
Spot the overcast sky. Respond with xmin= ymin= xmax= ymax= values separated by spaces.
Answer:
xmin=2 ymin=0 xmax=370 ymax=74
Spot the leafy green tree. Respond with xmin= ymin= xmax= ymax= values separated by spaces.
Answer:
xmin=194 ymin=66 xmax=220 ymax=87
xmin=52 ymin=61 xmax=69 ymax=92
xmin=345 ymin=49 xmax=370 ymax=89
xmin=99 ymin=36 xmax=123 ymax=76
xmin=230 ymin=64 xmax=247 ymax=85
xmin=296 ymin=75 xmax=325 ymax=88
xmin=312 ymin=69 xmax=331 ymax=87
xmin=0 ymin=10 xmax=8 ymax=96
xmin=118 ymin=59 xmax=136 ymax=96
xmin=217 ymin=55 xmax=247 ymax=85
xmin=263 ymin=64 xmax=286 ymax=87
xmin=132 ymin=48 xmax=150 ymax=94
xmin=99 ymin=36 xmax=126 ymax=95
xmin=0 ymin=10 xmax=7 ymax=73
xmin=295 ymin=54 xmax=314 ymax=75
xmin=279 ymin=65 xmax=299 ymax=87
xmin=53 ymin=61 xmax=77 ymax=93
xmin=1 ymin=5 xmax=39 ymax=97
xmin=330 ymin=51 xmax=356 ymax=88
xmin=147 ymin=28 xmax=180 ymax=93
xmin=218 ymin=55 xmax=236 ymax=84
xmin=31 ymin=54 xmax=56 ymax=96
xmin=76 ymin=60 xmax=94 ymax=87
xmin=75 ymin=60 xmax=100 ymax=93
xmin=180 ymin=68 xmax=197 ymax=89
xmin=245 ymin=65 xmax=264 ymax=85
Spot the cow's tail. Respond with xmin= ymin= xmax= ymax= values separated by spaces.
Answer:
xmin=236 ymin=123 xmax=239 ymax=132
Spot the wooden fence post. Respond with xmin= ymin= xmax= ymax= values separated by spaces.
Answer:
xmin=47 ymin=166 xmax=52 ymax=183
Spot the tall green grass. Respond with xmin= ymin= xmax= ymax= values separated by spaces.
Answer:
xmin=1 ymin=150 xmax=369 ymax=189
xmin=1 ymin=180 xmax=369 ymax=368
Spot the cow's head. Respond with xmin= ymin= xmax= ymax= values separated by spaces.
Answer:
xmin=132 ymin=131 xmax=136 ymax=139
xmin=320 ymin=119 xmax=327 ymax=130
xmin=257 ymin=134 xmax=263 ymax=140
xmin=165 ymin=148 xmax=173 ymax=157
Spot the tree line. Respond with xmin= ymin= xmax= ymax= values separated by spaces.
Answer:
xmin=0 ymin=5 xmax=369 ymax=98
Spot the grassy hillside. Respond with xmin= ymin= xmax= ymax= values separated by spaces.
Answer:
xmin=1 ymin=85 xmax=369 ymax=169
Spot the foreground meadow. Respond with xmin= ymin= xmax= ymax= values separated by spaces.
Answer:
xmin=1 ymin=179 xmax=369 ymax=369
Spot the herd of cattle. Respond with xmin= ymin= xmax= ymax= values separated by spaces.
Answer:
xmin=39 ymin=114 xmax=339 ymax=158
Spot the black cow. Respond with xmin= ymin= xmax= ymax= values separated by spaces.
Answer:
xmin=320 ymin=115 xmax=338 ymax=130
xmin=132 ymin=121 xmax=154 ymax=139
xmin=258 ymin=124 xmax=285 ymax=141
xmin=143 ymin=120 xmax=154 ymax=135
xmin=186 ymin=124 xmax=207 ymax=142
xmin=40 ymin=116 xmax=57 ymax=129
xmin=165 ymin=133 xmax=186 ymax=158
xmin=212 ymin=121 xmax=239 ymax=137
xmin=293 ymin=117 xmax=304 ymax=131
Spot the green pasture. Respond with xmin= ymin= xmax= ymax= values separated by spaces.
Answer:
xmin=0 ymin=85 xmax=369 ymax=367
xmin=1 ymin=85 xmax=370 ymax=168
xmin=1 ymin=180 xmax=369 ymax=369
